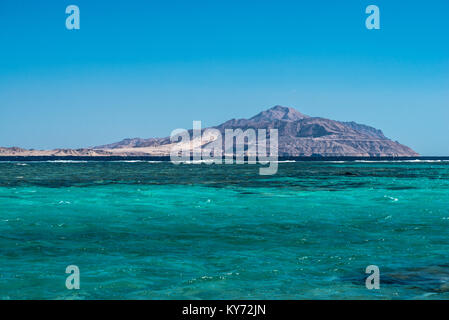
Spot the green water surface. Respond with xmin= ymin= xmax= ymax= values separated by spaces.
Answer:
xmin=1 ymin=161 xmax=448 ymax=299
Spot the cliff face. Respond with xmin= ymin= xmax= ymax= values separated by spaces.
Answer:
xmin=0 ymin=105 xmax=419 ymax=157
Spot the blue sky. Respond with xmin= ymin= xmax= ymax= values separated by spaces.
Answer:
xmin=0 ymin=0 xmax=448 ymax=155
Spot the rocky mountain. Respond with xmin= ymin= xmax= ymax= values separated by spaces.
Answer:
xmin=92 ymin=105 xmax=418 ymax=157
xmin=215 ymin=106 xmax=417 ymax=156
xmin=0 ymin=105 xmax=419 ymax=157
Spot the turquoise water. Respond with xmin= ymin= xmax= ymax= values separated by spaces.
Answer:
xmin=1 ymin=160 xmax=449 ymax=299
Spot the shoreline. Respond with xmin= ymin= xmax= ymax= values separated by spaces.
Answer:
xmin=0 ymin=156 xmax=447 ymax=162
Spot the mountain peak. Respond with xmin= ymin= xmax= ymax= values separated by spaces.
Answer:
xmin=249 ymin=105 xmax=309 ymax=122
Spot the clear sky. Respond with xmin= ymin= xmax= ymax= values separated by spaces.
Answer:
xmin=0 ymin=0 xmax=448 ymax=155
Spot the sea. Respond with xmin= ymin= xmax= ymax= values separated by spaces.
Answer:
xmin=1 ymin=158 xmax=449 ymax=299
